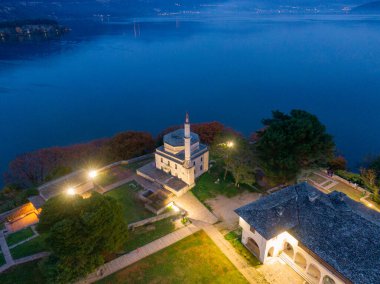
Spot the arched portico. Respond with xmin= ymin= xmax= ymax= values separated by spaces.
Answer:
xmin=267 ymin=246 xmax=274 ymax=257
xmin=307 ymin=263 xmax=321 ymax=282
xmin=323 ymin=275 xmax=336 ymax=284
xmin=295 ymin=252 xmax=307 ymax=269
xmin=283 ymin=241 xmax=294 ymax=258
xmin=246 ymin=237 xmax=261 ymax=259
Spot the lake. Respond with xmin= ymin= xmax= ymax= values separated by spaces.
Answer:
xmin=1 ymin=13 xmax=380 ymax=183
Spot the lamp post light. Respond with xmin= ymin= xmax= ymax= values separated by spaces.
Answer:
xmin=88 ymin=169 xmax=98 ymax=190
xmin=227 ymin=141 xmax=234 ymax=148
xmin=67 ymin=187 xmax=75 ymax=196
xmin=88 ymin=170 xmax=97 ymax=179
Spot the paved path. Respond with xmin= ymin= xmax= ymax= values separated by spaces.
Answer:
xmin=206 ymin=192 xmax=261 ymax=231
xmin=78 ymin=224 xmax=200 ymax=283
xmin=175 ymin=192 xmax=218 ymax=225
xmin=192 ymin=220 xmax=268 ymax=284
xmin=0 ymin=231 xmax=13 ymax=267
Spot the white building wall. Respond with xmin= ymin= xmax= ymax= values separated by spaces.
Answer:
xmin=239 ymin=217 xmax=344 ymax=284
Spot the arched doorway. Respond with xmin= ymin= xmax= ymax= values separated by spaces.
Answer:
xmin=267 ymin=247 xmax=274 ymax=257
xmin=307 ymin=263 xmax=321 ymax=282
xmin=323 ymin=275 xmax=336 ymax=284
xmin=283 ymin=242 xmax=294 ymax=258
xmin=295 ymin=252 xmax=307 ymax=269
xmin=246 ymin=238 xmax=260 ymax=258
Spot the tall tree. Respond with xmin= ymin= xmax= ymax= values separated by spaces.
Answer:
xmin=38 ymin=192 xmax=128 ymax=283
xmin=255 ymin=110 xmax=335 ymax=184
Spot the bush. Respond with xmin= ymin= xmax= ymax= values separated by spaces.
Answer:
xmin=335 ymin=170 xmax=373 ymax=191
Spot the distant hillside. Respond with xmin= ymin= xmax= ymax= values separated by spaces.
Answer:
xmin=0 ymin=0 xmax=220 ymax=21
xmin=0 ymin=0 xmax=372 ymax=20
xmin=352 ymin=0 xmax=380 ymax=12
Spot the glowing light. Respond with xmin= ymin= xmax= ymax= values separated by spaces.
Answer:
xmin=227 ymin=141 xmax=234 ymax=148
xmin=88 ymin=170 xmax=97 ymax=179
xmin=368 ymin=203 xmax=373 ymax=208
xmin=67 ymin=187 xmax=75 ymax=195
xmin=167 ymin=202 xmax=180 ymax=212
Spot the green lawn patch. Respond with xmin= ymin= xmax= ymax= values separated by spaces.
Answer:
xmin=0 ymin=260 xmax=46 ymax=284
xmin=331 ymin=183 xmax=362 ymax=201
xmin=308 ymin=173 xmax=327 ymax=184
xmin=105 ymin=182 xmax=154 ymax=224
xmin=10 ymin=234 xmax=48 ymax=260
xmin=0 ymin=252 xmax=5 ymax=266
xmin=225 ymin=230 xmax=261 ymax=267
xmin=6 ymin=227 xmax=35 ymax=247
xmin=123 ymin=217 xmax=177 ymax=253
xmin=192 ymin=172 xmax=257 ymax=204
xmin=97 ymin=231 xmax=248 ymax=284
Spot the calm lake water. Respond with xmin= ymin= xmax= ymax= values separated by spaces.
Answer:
xmin=1 ymin=13 xmax=380 ymax=182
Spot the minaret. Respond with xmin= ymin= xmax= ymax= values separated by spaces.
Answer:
xmin=184 ymin=112 xmax=191 ymax=166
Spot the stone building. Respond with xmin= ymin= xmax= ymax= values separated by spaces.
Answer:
xmin=137 ymin=113 xmax=209 ymax=196
xmin=235 ymin=182 xmax=380 ymax=284
xmin=154 ymin=113 xmax=209 ymax=186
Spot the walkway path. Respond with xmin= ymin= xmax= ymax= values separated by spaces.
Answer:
xmin=78 ymin=224 xmax=200 ymax=284
xmin=175 ymin=192 xmax=218 ymax=225
xmin=0 ymin=231 xmax=13 ymax=267
xmin=192 ymin=220 xmax=269 ymax=284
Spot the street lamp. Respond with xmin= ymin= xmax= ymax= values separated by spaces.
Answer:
xmin=67 ymin=187 xmax=75 ymax=196
xmin=88 ymin=170 xmax=97 ymax=179
xmin=227 ymin=141 xmax=234 ymax=148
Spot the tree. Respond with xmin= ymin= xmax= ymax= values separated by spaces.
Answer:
xmin=255 ymin=110 xmax=335 ymax=184
xmin=373 ymin=186 xmax=380 ymax=204
xmin=225 ymin=150 xmax=256 ymax=187
xmin=158 ymin=121 xmax=226 ymax=145
xmin=212 ymin=131 xmax=256 ymax=186
xmin=38 ymin=192 xmax=128 ymax=283
xmin=360 ymin=168 xmax=377 ymax=188
xmin=328 ymin=156 xmax=347 ymax=172
xmin=106 ymin=131 xmax=155 ymax=161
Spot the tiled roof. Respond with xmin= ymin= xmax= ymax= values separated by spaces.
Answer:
xmin=235 ymin=183 xmax=380 ymax=284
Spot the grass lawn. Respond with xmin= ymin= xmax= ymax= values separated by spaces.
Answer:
xmin=330 ymin=183 xmax=363 ymax=201
xmin=307 ymin=173 xmax=327 ymax=184
xmin=123 ymin=217 xmax=177 ymax=253
xmin=0 ymin=252 xmax=5 ymax=266
xmin=10 ymin=234 xmax=48 ymax=260
xmin=0 ymin=260 xmax=46 ymax=284
xmin=105 ymin=182 xmax=154 ymax=224
xmin=192 ymin=172 xmax=258 ymax=204
xmin=6 ymin=227 xmax=35 ymax=247
xmin=224 ymin=230 xmax=261 ymax=267
xmin=97 ymin=231 xmax=248 ymax=284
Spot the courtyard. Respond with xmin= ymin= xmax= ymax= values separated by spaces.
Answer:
xmin=97 ymin=231 xmax=249 ymax=284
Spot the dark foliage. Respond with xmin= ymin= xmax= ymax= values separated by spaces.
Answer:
xmin=157 ymin=121 xmax=226 ymax=145
xmin=37 ymin=192 xmax=128 ymax=283
xmin=328 ymin=156 xmax=347 ymax=172
xmin=106 ymin=131 xmax=155 ymax=161
xmin=256 ymin=110 xmax=335 ymax=184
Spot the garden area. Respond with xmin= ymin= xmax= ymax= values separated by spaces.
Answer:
xmin=6 ymin=227 xmax=35 ymax=247
xmin=0 ymin=260 xmax=46 ymax=284
xmin=224 ymin=229 xmax=261 ymax=267
xmin=0 ymin=252 xmax=5 ymax=266
xmin=97 ymin=231 xmax=248 ymax=284
xmin=192 ymin=171 xmax=261 ymax=205
xmin=105 ymin=181 xmax=154 ymax=224
xmin=10 ymin=234 xmax=47 ymax=260
xmin=122 ymin=216 xmax=179 ymax=253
